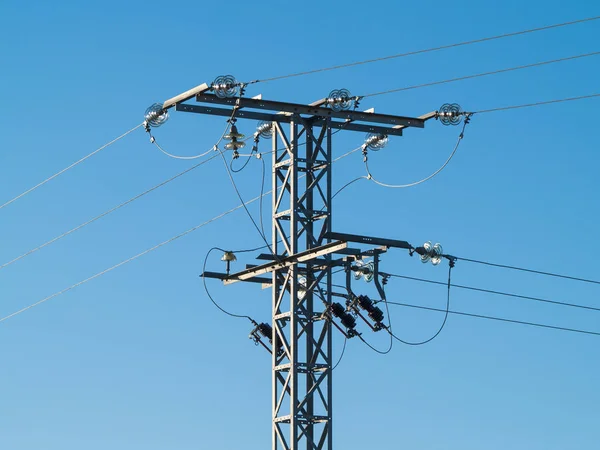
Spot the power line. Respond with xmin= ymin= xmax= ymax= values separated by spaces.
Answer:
xmin=473 ymin=93 xmax=600 ymax=114
xmin=454 ymin=257 xmax=600 ymax=285
xmin=385 ymin=273 xmax=600 ymax=312
xmin=0 ymin=201 xmax=245 ymax=324
xmin=0 ymin=153 xmax=221 ymax=271
xmin=250 ymin=16 xmax=600 ymax=84
xmin=0 ymin=146 xmax=365 ymax=323
xmin=0 ymin=123 xmax=143 ymax=211
xmin=361 ymin=51 xmax=600 ymax=98
xmin=385 ymin=300 xmax=600 ymax=337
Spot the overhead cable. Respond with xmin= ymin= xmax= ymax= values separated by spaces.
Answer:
xmin=385 ymin=300 xmax=600 ymax=337
xmin=473 ymin=93 xmax=600 ymax=114
xmin=0 ymin=153 xmax=221 ymax=271
xmin=386 ymin=273 xmax=600 ymax=312
xmin=250 ymin=16 xmax=600 ymax=84
xmin=453 ymin=257 xmax=600 ymax=285
xmin=0 ymin=123 xmax=143 ymax=211
xmin=361 ymin=51 xmax=600 ymax=98
xmin=0 ymin=146 xmax=364 ymax=322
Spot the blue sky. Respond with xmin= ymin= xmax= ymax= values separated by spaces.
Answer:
xmin=1 ymin=1 xmax=599 ymax=449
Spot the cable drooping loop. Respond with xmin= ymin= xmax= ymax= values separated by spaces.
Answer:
xmin=0 ymin=123 xmax=143 ymax=211
xmin=145 ymin=105 xmax=238 ymax=160
xmin=387 ymin=261 xmax=454 ymax=345
xmin=202 ymin=247 xmax=257 ymax=323
xmin=364 ymin=115 xmax=471 ymax=189
xmin=247 ymin=16 xmax=600 ymax=84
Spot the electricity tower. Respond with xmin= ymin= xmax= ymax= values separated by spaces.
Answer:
xmin=150 ymin=79 xmax=438 ymax=450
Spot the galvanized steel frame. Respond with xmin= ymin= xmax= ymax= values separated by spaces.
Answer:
xmin=271 ymin=117 xmax=333 ymax=450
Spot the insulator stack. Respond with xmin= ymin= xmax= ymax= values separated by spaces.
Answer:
xmin=418 ymin=241 xmax=443 ymax=265
xmin=363 ymin=133 xmax=388 ymax=151
xmin=356 ymin=295 xmax=385 ymax=325
xmin=212 ymin=75 xmax=240 ymax=98
xmin=144 ymin=103 xmax=169 ymax=128
xmin=326 ymin=88 xmax=353 ymax=112
xmin=256 ymin=121 xmax=274 ymax=139
xmin=438 ymin=103 xmax=464 ymax=126
xmin=330 ymin=302 xmax=357 ymax=330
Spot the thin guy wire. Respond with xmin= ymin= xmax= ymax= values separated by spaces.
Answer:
xmin=386 ymin=264 xmax=453 ymax=345
xmin=362 ymin=51 xmax=600 ymax=98
xmin=386 ymin=273 xmax=600 ymax=312
xmin=454 ymin=257 xmax=600 ymax=285
xmin=0 ymin=123 xmax=143 ymax=211
xmin=250 ymin=16 xmax=600 ymax=84
xmin=385 ymin=301 xmax=600 ymax=337
xmin=474 ymin=93 xmax=600 ymax=114
xmin=365 ymin=118 xmax=469 ymax=189
xmin=0 ymin=144 xmax=365 ymax=323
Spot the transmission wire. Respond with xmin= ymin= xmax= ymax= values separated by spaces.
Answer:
xmin=385 ymin=301 xmax=600 ymax=337
xmin=473 ymin=93 xmax=600 ymax=114
xmin=0 ymin=144 xmax=364 ymax=323
xmin=249 ymin=16 xmax=600 ymax=84
xmin=0 ymin=123 xmax=143 ymax=211
xmin=361 ymin=51 xmax=600 ymax=98
xmin=385 ymin=273 xmax=600 ymax=312
xmin=453 ymin=257 xmax=600 ymax=285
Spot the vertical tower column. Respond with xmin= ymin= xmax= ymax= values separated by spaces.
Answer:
xmin=271 ymin=118 xmax=333 ymax=450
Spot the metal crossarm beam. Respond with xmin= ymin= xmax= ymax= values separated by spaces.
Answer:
xmin=194 ymin=92 xmax=426 ymax=128
xmin=325 ymin=232 xmax=413 ymax=250
xmin=176 ymin=104 xmax=405 ymax=136
xmin=201 ymin=271 xmax=272 ymax=285
xmin=222 ymin=241 xmax=348 ymax=285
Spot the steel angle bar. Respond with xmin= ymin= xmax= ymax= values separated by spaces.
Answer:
xmin=223 ymin=241 xmax=348 ymax=285
xmin=195 ymin=93 xmax=426 ymax=128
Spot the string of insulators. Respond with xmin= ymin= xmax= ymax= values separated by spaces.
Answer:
xmin=330 ymin=302 xmax=357 ymax=330
xmin=356 ymin=295 xmax=384 ymax=324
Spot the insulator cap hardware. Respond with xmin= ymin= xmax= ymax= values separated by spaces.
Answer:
xmin=418 ymin=241 xmax=443 ymax=265
xmin=144 ymin=103 xmax=169 ymax=128
xmin=326 ymin=88 xmax=353 ymax=112
xmin=368 ymin=306 xmax=384 ymax=323
xmin=352 ymin=260 xmax=374 ymax=283
xmin=255 ymin=121 xmax=274 ymax=139
xmin=437 ymin=103 xmax=464 ymax=126
xmin=363 ymin=133 xmax=388 ymax=151
xmin=330 ymin=302 xmax=356 ymax=330
xmin=212 ymin=75 xmax=240 ymax=98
